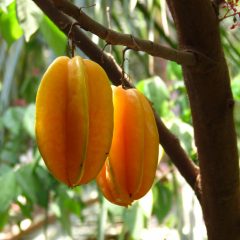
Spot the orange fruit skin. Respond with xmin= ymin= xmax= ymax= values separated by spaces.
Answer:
xmin=35 ymin=56 xmax=113 ymax=187
xmin=97 ymin=86 xmax=159 ymax=207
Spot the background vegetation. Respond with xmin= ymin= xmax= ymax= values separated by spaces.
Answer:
xmin=0 ymin=0 xmax=240 ymax=239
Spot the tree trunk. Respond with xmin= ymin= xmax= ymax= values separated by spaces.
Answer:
xmin=166 ymin=0 xmax=240 ymax=239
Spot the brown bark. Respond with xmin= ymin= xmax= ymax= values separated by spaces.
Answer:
xmin=167 ymin=0 xmax=240 ymax=239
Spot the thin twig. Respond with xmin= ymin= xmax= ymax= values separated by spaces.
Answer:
xmin=219 ymin=11 xmax=240 ymax=21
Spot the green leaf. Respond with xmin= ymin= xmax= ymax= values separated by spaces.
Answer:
xmin=0 ymin=117 xmax=3 ymax=131
xmin=16 ymin=162 xmax=54 ymax=208
xmin=40 ymin=15 xmax=67 ymax=56
xmin=33 ymin=165 xmax=55 ymax=208
xmin=231 ymin=74 xmax=240 ymax=101
xmin=233 ymin=101 xmax=240 ymax=153
xmin=152 ymin=181 xmax=173 ymax=223
xmin=0 ymin=1 xmax=23 ymax=45
xmin=136 ymin=76 xmax=170 ymax=116
xmin=17 ymin=197 xmax=33 ymax=218
xmin=59 ymin=186 xmax=82 ymax=216
xmin=16 ymin=0 xmax=42 ymax=41
xmin=56 ymin=186 xmax=78 ymax=235
xmin=23 ymin=104 xmax=35 ymax=138
xmin=105 ymin=200 xmax=124 ymax=219
xmin=0 ymin=148 xmax=19 ymax=164
xmin=0 ymin=211 xmax=9 ymax=230
xmin=0 ymin=164 xmax=12 ymax=176
xmin=0 ymin=37 xmax=24 ymax=110
xmin=0 ymin=169 xmax=17 ymax=213
xmin=1 ymin=135 xmax=28 ymax=165
xmin=16 ymin=164 xmax=37 ymax=203
xmin=167 ymin=118 xmax=194 ymax=154
xmin=166 ymin=61 xmax=182 ymax=80
xmin=2 ymin=107 xmax=24 ymax=135
xmin=123 ymin=203 xmax=145 ymax=239
xmin=171 ymin=81 xmax=192 ymax=123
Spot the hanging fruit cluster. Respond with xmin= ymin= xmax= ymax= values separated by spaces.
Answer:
xmin=35 ymin=56 xmax=159 ymax=206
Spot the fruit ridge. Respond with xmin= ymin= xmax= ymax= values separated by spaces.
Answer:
xmin=97 ymin=86 xmax=159 ymax=206
xmin=35 ymin=56 xmax=113 ymax=187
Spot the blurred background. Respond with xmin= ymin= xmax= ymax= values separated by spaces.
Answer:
xmin=0 ymin=0 xmax=240 ymax=239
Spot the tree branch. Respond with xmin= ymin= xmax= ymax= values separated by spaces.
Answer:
xmin=51 ymin=0 xmax=196 ymax=66
xmin=154 ymin=113 xmax=200 ymax=194
xmin=32 ymin=0 xmax=200 ymax=196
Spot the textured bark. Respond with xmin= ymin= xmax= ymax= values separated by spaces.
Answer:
xmin=167 ymin=0 xmax=240 ymax=239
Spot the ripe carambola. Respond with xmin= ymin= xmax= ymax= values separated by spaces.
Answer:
xmin=35 ymin=56 xmax=113 ymax=187
xmin=97 ymin=86 xmax=159 ymax=206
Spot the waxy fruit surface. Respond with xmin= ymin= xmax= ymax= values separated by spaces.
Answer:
xmin=35 ymin=56 xmax=113 ymax=187
xmin=97 ymin=86 xmax=159 ymax=206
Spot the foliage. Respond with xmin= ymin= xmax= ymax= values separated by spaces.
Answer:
xmin=0 ymin=0 xmax=239 ymax=239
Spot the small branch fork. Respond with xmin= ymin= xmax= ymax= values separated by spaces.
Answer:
xmin=52 ymin=0 xmax=196 ymax=66
xmin=33 ymin=0 xmax=201 ymax=199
